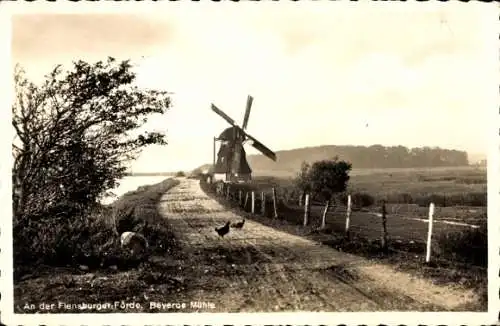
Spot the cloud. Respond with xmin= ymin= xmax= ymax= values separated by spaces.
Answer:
xmin=10 ymin=6 xmax=496 ymax=172
xmin=12 ymin=14 xmax=174 ymax=80
xmin=13 ymin=14 xmax=172 ymax=58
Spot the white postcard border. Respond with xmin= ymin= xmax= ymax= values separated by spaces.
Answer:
xmin=1 ymin=1 xmax=499 ymax=325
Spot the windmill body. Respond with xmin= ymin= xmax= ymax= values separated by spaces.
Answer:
xmin=210 ymin=96 xmax=276 ymax=183
xmin=213 ymin=126 xmax=252 ymax=182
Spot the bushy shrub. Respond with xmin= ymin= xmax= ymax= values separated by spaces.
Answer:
xmin=408 ymin=192 xmax=487 ymax=207
xmin=368 ymin=191 xmax=486 ymax=207
xmin=280 ymin=186 xmax=302 ymax=204
xmin=13 ymin=178 xmax=180 ymax=279
xmin=436 ymin=218 xmax=487 ymax=266
xmin=13 ymin=210 xmax=128 ymax=276
xmin=351 ymin=192 xmax=375 ymax=207
xmin=175 ymin=171 xmax=186 ymax=177
xmin=460 ymin=192 xmax=487 ymax=207
xmin=294 ymin=158 xmax=352 ymax=203
xmin=384 ymin=192 xmax=415 ymax=204
xmin=188 ymin=168 xmax=204 ymax=179
xmin=112 ymin=178 xmax=180 ymax=252
xmin=412 ymin=193 xmax=445 ymax=207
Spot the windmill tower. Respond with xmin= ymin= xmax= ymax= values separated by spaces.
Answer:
xmin=210 ymin=95 xmax=277 ymax=183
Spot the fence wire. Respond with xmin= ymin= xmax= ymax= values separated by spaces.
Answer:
xmin=206 ymin=181 xmax=486 ymax=270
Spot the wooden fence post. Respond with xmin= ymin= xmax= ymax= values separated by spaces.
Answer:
xmin=261 ymin=192 xmax=266 ymax=215
xmin=321 ymin=200 xmax=330 ymax=229
xmin=299 ymin=191 xmax=304 ymax=207
xmin=226 ymin=185 xmax=230 ymax=200
xmin=239 ymin=190 xmax=242 ymax=206
xmin=381 ymin=200 xmax=388 ymax=251
xmin=425 ymin=202 xmax=435 ymax=263
xmin=244 ymin=192 xmax=249 ymax=210
xmin=251 ymin=191 xmax=255 ymax=214
xmin=303 ymin=194 xmax=310 ymax=226
xmin=272 ymin=187 xmax=278 ymax=218
xmin=345 ymin=195 xmax=352 ymax=238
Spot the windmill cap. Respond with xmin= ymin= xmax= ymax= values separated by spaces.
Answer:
xmin=218 ymin=126 xmax=243 ymax=140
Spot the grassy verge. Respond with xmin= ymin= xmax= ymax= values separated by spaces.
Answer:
xmin=199 ymin=178 xmax=487 ymax=311
xmin=14 ymin=178 xmax=184 ymax=313
xmin=109 ymin=178 xmax=182 ymax=257
xmin=14 ymin=178 xmax=180 ymax=279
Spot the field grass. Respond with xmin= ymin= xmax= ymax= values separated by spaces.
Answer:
xmin=199 ymin=166 xmax=488 ymax=309
xmin=225 ymin=166 xmax=487 ymax=259
xmin=251 ymin=165 xmax=487 ymax=207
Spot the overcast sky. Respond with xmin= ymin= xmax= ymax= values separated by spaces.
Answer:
xmin=11 ymin=3 xmax=497 ymax=172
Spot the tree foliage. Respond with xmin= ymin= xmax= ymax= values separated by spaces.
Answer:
xmin=12 ymin=57 xmax=172 ymax=220
xmin=294 ymin=161 xmax=312 ymax=194
xmin=295 ymin=158 xmax=352 ymax=202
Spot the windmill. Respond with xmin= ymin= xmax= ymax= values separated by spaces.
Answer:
xmin=210 ymin=95 xmax=277 ymax=183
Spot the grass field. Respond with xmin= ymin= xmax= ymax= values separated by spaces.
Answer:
xmin=234 ymin=166 xmax=487 ymax=250
xmin=251 ymin=165 xmax=487 ymax=207
xmin=204 ymin=165 xmax=487 ymax=263
xmin=200 ymin=165 xmax=488 ymax=308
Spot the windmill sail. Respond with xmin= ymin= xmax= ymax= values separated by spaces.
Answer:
xmin=242 ymin=95 xmax=253 ymax=130
xmin=211 ymin=104 xmax=236 ymax=126
xmin=245 ymin=133 xmax=277 ymax=161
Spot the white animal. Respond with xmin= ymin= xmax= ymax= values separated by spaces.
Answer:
xmin=120 ymin=231 xmax=149 ymax=256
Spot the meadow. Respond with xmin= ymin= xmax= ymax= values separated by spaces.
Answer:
xmin=200 ymin=165 xmax=488 ymax=308
xmin=236 ymin=166 xmax=487 ymax=255
xmin=251 ymin=165 xmax=487 ymax=208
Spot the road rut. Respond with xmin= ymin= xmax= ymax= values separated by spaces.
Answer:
xmin=157 ymin=178 xmax=479 ymax=312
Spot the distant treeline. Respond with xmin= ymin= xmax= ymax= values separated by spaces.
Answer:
xmin=124 ymin=172 xmax=175 ymax=177
xmin=247 ymin=145 xmax=469 ymax=171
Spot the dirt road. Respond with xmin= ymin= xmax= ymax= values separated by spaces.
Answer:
xmin=157 ymin=178 xmax=479 ymax=312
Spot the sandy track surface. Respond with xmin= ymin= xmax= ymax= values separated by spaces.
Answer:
xmin=157 ymin=178 xmax=479 ymax=312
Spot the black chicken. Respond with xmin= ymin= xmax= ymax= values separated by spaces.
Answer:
xmin=215 ymin=221 xmax=231 ymax=237
xmin=231 ymin=218 xmax=245 ymax=229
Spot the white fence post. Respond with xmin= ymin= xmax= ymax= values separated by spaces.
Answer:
xmin=251 ymin=191 xmax=255 ymax=214
xmin=345 ymin=195 xmax=352 ymax=236
xmin=244 ymin=192 xmax=249 ymax=209
xmin=425 ymin=202 xmax=435 ymax=263
xmin=303 ymin=194 xmax=310 ymax=226
xmin=321 ymin=200 xmax=330 ymax=229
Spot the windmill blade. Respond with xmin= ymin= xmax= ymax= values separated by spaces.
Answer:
xmin=245 ymin=133 xmax=277 ymax=161
xmin=211 ymin=104 xmax=236 ymax=126
xmin=242 ymin=95 xmax=253 ymax=130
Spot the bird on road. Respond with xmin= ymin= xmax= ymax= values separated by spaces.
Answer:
xmin=231 ymin=218 xmax=246 ymax=229
xmin=215 ymin=221 xmax=231 ymax=237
